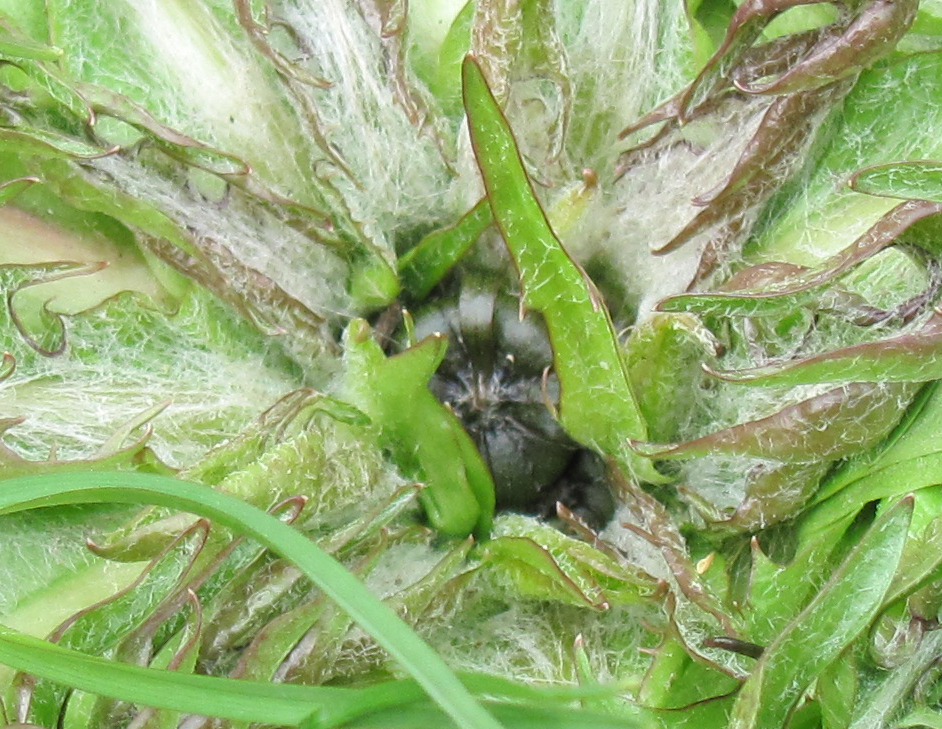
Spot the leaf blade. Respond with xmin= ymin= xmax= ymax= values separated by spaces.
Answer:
xmin=731 ymin=496 xmax=913 ymax=729
xmin=0 ymin=471 xmax=505 ymax=729
xmin=461 ymin=55 xmax=661 ymax=484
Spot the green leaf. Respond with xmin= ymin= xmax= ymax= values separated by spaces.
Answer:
xmin=462 ymin=55 xmax=662 ymax=484
xmin=816 ymin=654 xmax=858 ymax=729
xmin=730 ymin=496 xmax=912 ymax=729
xmin=851 ymin=160 xmax=942 ymax=203
xmin=341 ymin=318 xmax=496 ymax=537
xmin=0 ymin=471 xmax=504 ymax=729
xmin=398 ymin=197 xmax=493 ymax=301
xmin=847 ymin=628 xmax=942 ymax=729
xmin=745 ymin=514 xmax=853 ymax=645
xmin=708 ymin=312 xmax=942 ymax=386
xmin=895 ymin=706 xmax=942 ymax=729
xmin=802 ymin=384 xmax=942 ymax=535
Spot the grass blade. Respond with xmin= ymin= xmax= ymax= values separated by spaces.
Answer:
xmin=0 ymin=472 xmax=504 ymax=729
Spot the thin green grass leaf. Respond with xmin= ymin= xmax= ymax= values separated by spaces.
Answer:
xmin=0 ymin=471 xmax=504 ymax=729
xmin=0 ymin=625 xmax=351 ymax=726
xmin=0 ymin=623 xmax=632 ymax=728
xmin=334 ymin=700 xmax=649 ymax=729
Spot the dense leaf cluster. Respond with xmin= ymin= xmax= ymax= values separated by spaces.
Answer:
xmin=4 ymin=1 xmax=942 ymax=728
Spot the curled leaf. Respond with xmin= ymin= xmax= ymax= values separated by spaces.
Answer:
xmin=468 ymin=0 xmax=572 ymax=172
xmin=481 ymin=536 xmax=610 ymax=609
xmin=81 ymin=83 xmax=251 ymax=176
xmin=732 ymin=0 xmax=918 ymax=95
xmin=0 ymin=353 xmax=14 ymax=382
xmin=708 ymin=311 xmax=942 ymax=385
xmin=730 ymin=26 xmax=840 ymax=91
xmin=231 ymin=0 xmax=332 ymax=89
xmin=482 ymin=516 xmax=657 ymax=609
xmin=342 ymin=318 xmax=496 ymax=538
xmin=616 ymin=472 xmax=738 ymax=633
xmin=14 ymin=520 xmax=211 ymax=727
xmin=616 ymin=0 xmax=915 ymax=283
xmin=0 ymin=406 xmax=170 ymax=483
xmin=7 ymin=262 xmax=107 ymax=356
xmin=658 ymin=199 xmax=942 ymax=318
xmin=678 ymin=0 xmax=832 ymax=118
xmin=143 ymin=235 xmax=335 ymax=345
xmin=631 ymin=382 xmax=912 ymax=462
xmin=116 ymin=590 xmax=203 ymax=729
xmin=0 ymin=177 xmax=40 ymax=206
xmin=653 ymin=82 xmax=850 ymax=258
xmin=0 ymin=127 xmax=116 ymax=160
xmin=681 ymin=0 xmax=914 ymax=117
xmin=355 ymin=0 xmax=444 ymax=143
xmin=690 ymin=82 xmax=851 ymax=209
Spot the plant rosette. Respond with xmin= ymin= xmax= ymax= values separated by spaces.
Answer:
xmin=3 ymin=1 xmax=942 ymax=728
